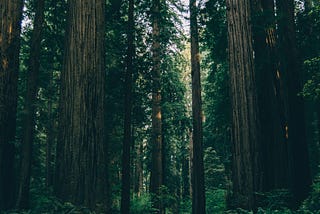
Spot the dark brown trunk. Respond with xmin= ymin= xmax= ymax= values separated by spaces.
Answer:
xmin=0 ymin=0 xmax=23 ymax=210
xmin=189 ymin=0 xmax=206 ymax=213
xmin=55 ymin=0 xmax=107 ymax=210
xmin=16 ymin=0 xmax=45 ymax=209
xmin=120 ymin=0 xmax=134 ymax=213
xmin=277 ymin=0 xmax=311 ymax=205
xmin=150 ymin=0 xmax=163 ymax=213
xmin=252 ymin=0 xmax=289 ymax=191
xmin=226 ymin=0 xmax=262 ymax=209
xmin=189 ymin=130 xmax=193 ymax=199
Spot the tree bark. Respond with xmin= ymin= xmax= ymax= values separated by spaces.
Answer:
xmin=0 ymin=0 xmax=23 ymax=210
xmin=226 ymin=0 xmax=262 ymax=209
xmin=54 ymin=0 xmax=107 ymax=210
xmin=252 ymin=0 xmax=289 ymax=191
xmin=134 ymin=141 xmax=143 ymax=197
xmin=189 ymin=0 xmax=206 ymax=213
xmin=150 ymin=0 xmax=164 ymax=213
xmin=16 ymin=0 xmax=45 ymax=209
xmin=121 ymin=0 xmax=134 ymax=213
xmin=276 ymin=0 xmax=311 ymax=206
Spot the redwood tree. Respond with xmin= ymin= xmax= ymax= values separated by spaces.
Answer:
xmin=226 ymin=0 xmax=263 ymax=209
xmin=252 ymin=0 xmax=289 ymax=191
xmin=190 ymin=0 xmax=206 ymax=213
xmin=54 ymin=0 xmax=107 ymax=210
xmin=150 ymin=0 xmax=164 ymax=213
xmin=120 ymin=0 xmax=135 ymax=213
xmin=277 ymin=0 xmax=311 ymax=205
xmin=0 ymin=0 xmax=23 ymax=210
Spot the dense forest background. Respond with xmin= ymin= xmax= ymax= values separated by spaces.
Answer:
xmin=0 ymin=0 xmax=320 ymax=213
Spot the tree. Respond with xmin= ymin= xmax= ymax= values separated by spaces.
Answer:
xmin=120 ymin=0 xmax=135 ymax=213
xmin=226 ymin=0 xmax=262 ymax=209
xmin=150 ymin=0 xmax=164 ymax=212
xmin=0 ymin=0 xmax=24 ymax=210
xmin=190 ymin=0 xmax=206 ymax=213
xmin=54 ymin=0 xmax=107 ymax=210
xmin=16 ymin=0 xmax=45 ymax=208
xmin=277 ymin=0 xmax=311 ymax=205
xmin=251 ymin=0 xmax=289 ymax=191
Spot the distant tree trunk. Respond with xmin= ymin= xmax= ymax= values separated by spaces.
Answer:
xmin=120 ymin=0 xmax=134 ymax=212
xmin=189 ymin=130 xmax=193 ymax=198
xmin=190 ymin=0 xmax=206 ymax=213
xmin=134 ymin=141 xmax=143 ymax=197
xmin=226 ymin=0 xmax=262 ymax=209
xmin=150 ymin=0 xmax=163 ymax=213
xmin=45 ymin=93 xmax=54 ymax=187
xmin=54 ymin=0 xmax=107 ymax=210
xmin=45 ymin=69 xmax=56 ymax=187
xmin=16 ymin=0 xmax=45 ymax=209
xmin=276 ymin=0 xmax=311 ymax=205
xmin=0 ymin=0 xmax=23 ymax=210
xmin=252 ymin=0 xmax=289 ymax=191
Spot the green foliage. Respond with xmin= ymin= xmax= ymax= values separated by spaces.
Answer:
xmin=131 ymin=194 xmax=154 ymax=214
xmin=206 ymin=189 xmax=226 ymax=213
xmin=299 ymin=174 xmax=320 ymax=212
xmin=204 ymin=147 xmax=226 ymax=189
xmin=256 ymin=189 xmax=293 ymax=211
xmin=179 ymin=198 xmax=192 ymax=214
xmin=301 ymin=57 xmax=320 ymax=101
xmin=202 ymin=0 xmax=231 ymax=171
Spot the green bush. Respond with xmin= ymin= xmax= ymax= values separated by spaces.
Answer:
xmin=206 ymin=189 xmax=226 ymax=213
xmin=130 ymin=194 xmax=154 ymax=214
xmin=257 ymin=189 xmax=293 ymax=210
xmin=299 ymin=174 xmax=320 ymax=213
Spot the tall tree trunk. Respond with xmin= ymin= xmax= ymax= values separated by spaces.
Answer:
xmin=150 ymin=0 xmax=163 ymax=213
xmin=188 ymin=130 xmax=193 ymax=199
xmin=55 ymin=0 xmax=107 ymax=210
xmin=189 ymin=0 xmax=206 ymax=213
xmin=16 ymin=0 xmax=45 ymax=208
xmin=121 ymin=0 xmax=134 ymax=213
xmin=226 ymin=0 xmax=262 ymax=209
xmin=46 ymin=92 xmax=54 ymax=187
xmin=252 ymin=0 xmax=289 ymax=191
xmin=277 ymin=0 xmax=311 ymax=205
xmin=0 ymin=0 xmax=23 ymax=210
xmin=134 ymin=141 xmax=143 ymax=197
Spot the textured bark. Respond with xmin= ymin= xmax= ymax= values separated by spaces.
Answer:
xmin=226 ymin=0 xmax=262 ymax=209
xmin=150 ymin=0 xmax=163 ymax=213
xmin=0 ymin=0 xmax=23 ymax=210
xmin=134 ymin=141 xmax=143 ymax=196
xmin=16 ymin=0 xmax=45 ymax=208
xmin=190 ymin=0 xmax=206 ymax=213
xmin=120 ymin=0 xmax=134 ymax=213
xmin=276 ymin=0 xmax=311 ymax=205
xmin=252 ymin=0 xmax=289 ymax=191
xmin=189 ymin=130 xmax=193 ymax=198
xmin=55 ymin=0 xmax=107 ymax=210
